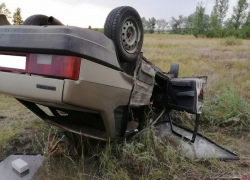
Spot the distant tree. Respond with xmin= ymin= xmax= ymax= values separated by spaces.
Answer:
xmin=170 ymin=16 xmax=182 ymax=34
xmin=156 ymin=19 xmax=167 ymax=33
xmin=156 ymin=19 xmax=162 ymax=33
xmin=170 ymin=17 xmax=178 ymax=33
xmin=213 ymin=0 xmax=219 ymax=15
xmin=210 ymin=12 xmax=221 ymax=31
xmin=212 ymin=0 xmax=229 ymax=28
xmin=12 ymin=8 xmax=23 ymax=25
xmin=217 ymin=0 xmax=229 ymax=27
xmin=230 ymin=0 xmax=248 ymax=30
xmin=210 ymin=2 xmax=220 ymax=30
xmin=161 ymin=19 xmax=168 ymax=33
xmin=148 ymin=17 xmax=156 ymax=33
xmin=240 ymin=9 xmax=250 ymax=38
xmin=141 ymin=17 xmax=148 ymax=32
xmin=182 ymin=16 xmax=191 ymax=34
xmin=88 ymin=25 xmax=92 ymax=29
xmin=0 ymin=3 xmax=11 ymax=19
xmin=224 ymin=18 xmax=234 ymax=29
xmin=244 ymin=11 xmax=250 ymax=26
xmin=186 ymin=14 xmax=194 ymax=31
xmin=192 ymin=3 xmax=210 ymax=37
xmin=170 ymin=15 xmax=192 ymax=34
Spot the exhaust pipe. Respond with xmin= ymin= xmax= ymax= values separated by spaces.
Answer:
xmin=0 ymin=14 xmax=10 ymax=25
xmin=47 ymin=16 xmax=64 ymax=25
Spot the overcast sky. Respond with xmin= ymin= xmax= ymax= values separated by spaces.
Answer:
xmin=5 ymin=0 xmax=239 ymax=28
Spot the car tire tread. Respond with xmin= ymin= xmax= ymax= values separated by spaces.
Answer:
xmin=23 ymin=15 xmax=49 ymax=25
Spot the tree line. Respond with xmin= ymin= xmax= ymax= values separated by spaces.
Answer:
xmin=141 ymin=17 xmax=169 ymax=34
xmin=0 ymin=3 xmax=23 ymax=25
xmin=2 ymin=0 xmax=250 ymax=38
xmin=142 ymin=0 xmax=250 ymax=39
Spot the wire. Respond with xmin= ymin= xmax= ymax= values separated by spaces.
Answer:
xmin=150 ymin=108 xmax=166 ymax=126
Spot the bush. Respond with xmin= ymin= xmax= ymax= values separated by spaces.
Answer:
xmin=202 ymin=90 xmax=250 ymax=127
xmin=197 ymin=34 xmax=206 ymax=38
xmin=192 ymin=28 xmax=250 ymax=39
xmin=206 ymin=29 xmax=225 ymax=38
xmin=148 ymin=29 xmax=155 ymax=34
xmin=240 ymin=24 xmax=250 ymax=39
xmin=220 ymin=36 xmax=243 ymax=46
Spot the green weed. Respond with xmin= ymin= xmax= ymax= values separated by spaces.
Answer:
xmin=203 ymin=89 xmax=250 ymax=128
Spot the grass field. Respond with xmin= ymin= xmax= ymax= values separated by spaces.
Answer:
xmin=0 ymin=34 xmax=250 ymax=179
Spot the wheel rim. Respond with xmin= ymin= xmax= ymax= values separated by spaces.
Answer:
xmin=121 ymin=17 xmax=141 ymax=54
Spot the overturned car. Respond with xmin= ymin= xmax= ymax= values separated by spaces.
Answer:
xmin=0 ymin=7 xmax=238 ymax=160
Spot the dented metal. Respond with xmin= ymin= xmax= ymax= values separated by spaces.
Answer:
xmin=130 ymin=56 xmax=156 ymax=106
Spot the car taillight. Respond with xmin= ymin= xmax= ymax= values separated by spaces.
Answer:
xmin=200 ymin=89 xmax=203 ymax=95
xmin=0 ymin=52 xmax=81 ymax=80
xmin=198 ymin=88 xmax=204 ymax=101
xmin=28 ymin=54 xmax=81 ymax=80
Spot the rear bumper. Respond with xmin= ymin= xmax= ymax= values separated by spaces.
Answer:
xmin=0 ymin=59 xmax=134 ymax=141
xmin=0 ymin=72 xmax=64 ymax=103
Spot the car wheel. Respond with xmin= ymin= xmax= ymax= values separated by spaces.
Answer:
xmin=169 ymin=63 xmax=179 ymax=78
xmin=104 ymin=6 xmax=144 ymax=62
xmin=23 ymin=15 xmax=49 ymax=25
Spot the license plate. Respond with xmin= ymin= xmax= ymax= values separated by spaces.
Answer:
xmin=0 ymin=54 xmax=26 ymax=70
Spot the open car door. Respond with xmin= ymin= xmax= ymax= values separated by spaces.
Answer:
xmin=153 ymin=76 xmax=239 ymax=160
xmin=167 ymin=77 xmax=206 ymax=115
xmin=166 ymin=77 xmax=206 ymax=143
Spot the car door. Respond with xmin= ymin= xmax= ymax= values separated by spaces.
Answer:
xmin=167 ymin=77 xmax=207 ymax=114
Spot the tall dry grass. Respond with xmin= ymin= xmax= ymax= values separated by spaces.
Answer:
xmin=143 ymin=34 xmax=250 ymax=127
xmin=220 ymin=36 xmax=243 ymax=46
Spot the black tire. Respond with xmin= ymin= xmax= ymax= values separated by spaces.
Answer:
xmin=169 ymin=63 xmax=179 ymax=78
xmin=23 ymin=15 xmax=49 ymax=25
xmin=104 ymin=6 xmax=144 ymax=62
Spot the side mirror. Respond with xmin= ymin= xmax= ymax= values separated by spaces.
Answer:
xmin=169 ymin=63 xmax=179 ymax=78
